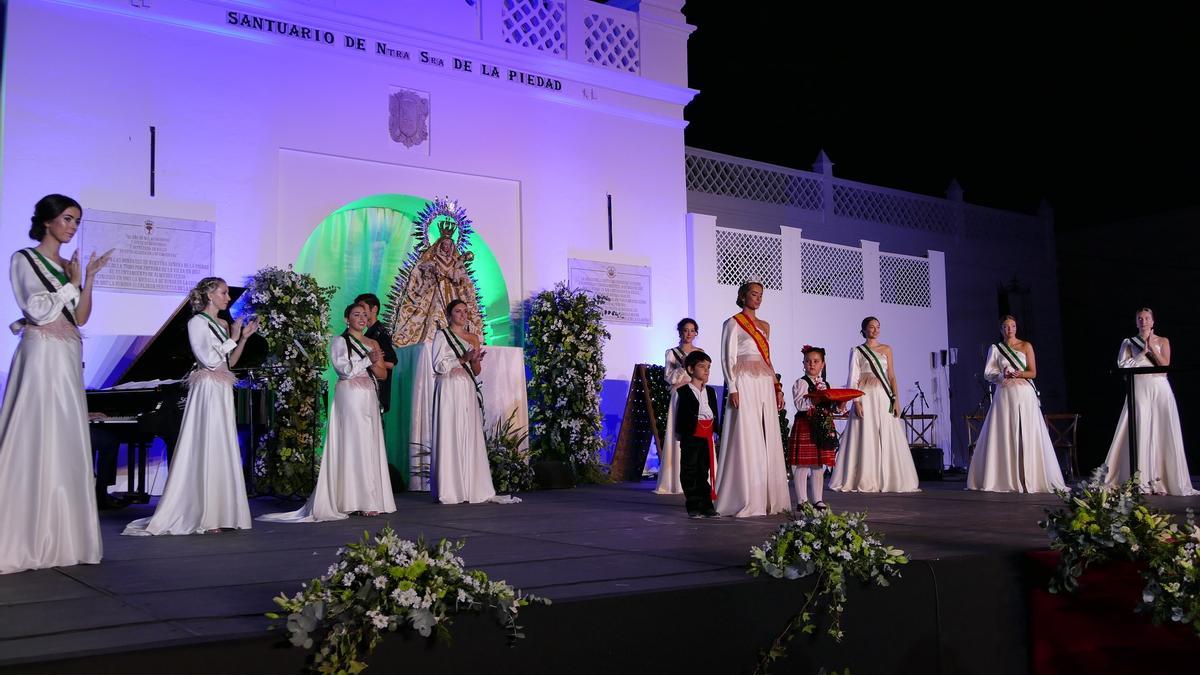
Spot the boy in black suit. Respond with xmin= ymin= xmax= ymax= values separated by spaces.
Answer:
xmin=674 ymin=350 xmax=721 ymax=518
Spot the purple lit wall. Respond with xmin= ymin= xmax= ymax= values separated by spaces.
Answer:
xmin=0 ymin=0 xmax=698 ymax=415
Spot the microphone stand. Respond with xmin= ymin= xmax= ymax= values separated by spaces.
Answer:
xmin=970 ymin=374 xmax=992 ymax=417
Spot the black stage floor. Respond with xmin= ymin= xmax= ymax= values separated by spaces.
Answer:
xmin=2 ymin=478 xmax=1198 ymax=673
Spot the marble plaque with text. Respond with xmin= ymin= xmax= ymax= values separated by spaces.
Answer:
xmin=80 ymin=211 xmax=214 ymax=294
xmin=568 ymin=258 xmax=651 ymax=326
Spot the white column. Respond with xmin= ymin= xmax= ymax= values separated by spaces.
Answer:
xmin=927 ymin=249 xmax=953 ymax=460
xmin=860 ymin=239 xmax=881 ymax=317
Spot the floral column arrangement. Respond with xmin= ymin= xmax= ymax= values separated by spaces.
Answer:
xmin=524 ymin=282 xmax=610 ymax=481
xmin=242 ymin=265 xmax=337 ymax=496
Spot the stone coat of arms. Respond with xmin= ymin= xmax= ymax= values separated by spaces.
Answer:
xmin=388 ymin=89 xmax=430 ymax=148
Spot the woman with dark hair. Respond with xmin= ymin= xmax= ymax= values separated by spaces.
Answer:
xmin=1 ymin=195 xmax=112 ymax=574
xmin=830 ymin=317 xmax=920 ymax=493
xmin=713 ymin=282 xmax=790 ymax=517
xmin=654 ymin=317 xmax=703 ymax=495
xmin=261 ymin=303 xmax=396 ymax=521
xmin=966 ymin=315 xmax=1064 ymax=493
xmin=431 ymin=298 xmax=503 ymax=503
xmin=124 ymin=277 xmax=257 ymax=535
xmin=1102 ymin=308 xmax=1195 ymax=495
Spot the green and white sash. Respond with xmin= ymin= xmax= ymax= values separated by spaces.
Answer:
xmin=198 ymin=312 xmax=231 ymax=366
xmin=856 ymin=344 xmax=895 ymax=413
xmin=1129 ymin=335 xmax=1160 ymax=366
xmin=671 ymin=346 xmax=686 ymax=365
xmin=344 ymin=333 xmax=368 ymax=359
xmin=996 ymin=342 xmax=1039 ymax=397
xmin=20 ymin=248 xmax=76 ymax=325
xmin=344 ymin=332 xmax=383 ymax=414
xmin=198 ymin=311 xmax=229 ymax=341
xmin=442 ymin=328 xmax=485 ymax=420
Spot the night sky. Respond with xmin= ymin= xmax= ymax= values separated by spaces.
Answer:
xmin=681 ymin=5 xmax=1200 ymax=230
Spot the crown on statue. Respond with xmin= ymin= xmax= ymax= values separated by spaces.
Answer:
xmin=435 ymin=218 xmax=459 ymax=241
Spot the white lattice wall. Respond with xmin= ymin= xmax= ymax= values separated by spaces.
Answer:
xmin=832 ymin=184 xmax=955 ymax=233
xmin=479 ymin=0 xmax=662 ymax=80
xmin=880 ymin=253 xmax=931 ymax=307
xmin=801 ymin=241 xmax=864 ymax=300
xmin=685 ymin=148 xmax=1052 ymax=245
xmin=686 ymin=153 xmax=823 ymax=209
xmin=583 ymin=12 xmax=640 ymax=74
xmin=688 ymin=216 xmax=953 ymax=459
xmin=715 ymin=229 xmax=783 ymax=290
xmin=501 ymin=0 xmax=567 ymax=57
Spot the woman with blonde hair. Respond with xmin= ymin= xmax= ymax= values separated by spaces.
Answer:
xmin=713 ymin=282 xmax=790 ymax=517
xmin=124 ymin=277 xmax=256 ymax=535
xmin=1102 ymin=308 xmax=1195 ymax=495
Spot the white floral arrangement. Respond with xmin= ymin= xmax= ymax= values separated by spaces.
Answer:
xmin=270 ymin=526 xmax=549 ymax=674
xmin=1140 ymin=510 xmax=1200 ymax=635
xmin=748 ymin=504 xmax=908 ymax=673
xmin=524 ymin=282 xmax=610 ymax=479
xmin=1041 ymin=469 xmax=1200 ymax=637
xmin=239 ymin=265 xmax=337 ymax=496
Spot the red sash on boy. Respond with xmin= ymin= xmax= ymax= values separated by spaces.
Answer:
xmin=732 ymin=312 xmax=782 ymax=392
xmin=694 ymin=419 xmax=718 ymax=500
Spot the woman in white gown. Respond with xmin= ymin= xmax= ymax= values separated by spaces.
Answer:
xmin=654 ymin=317 xmax=703 ymax=495
xmin=0 ymin=195 xmax=112 ymax=574
xmin=260 ymin=303 xmax=396 ymax=522
xmin=432 ymin=299 xmax=499 ymax=504
xmin=123 ymin=278 xmax=256 ymax=535
xmin=1102 ymin=308 xmax=1195 ymax=495
xmin=967 ymin=315 xmax=1065 ymax=493
xmin=714 ymin=282 xmax=790 ymax=517
xmin=830 ymin=317 xmax=920 ymax=493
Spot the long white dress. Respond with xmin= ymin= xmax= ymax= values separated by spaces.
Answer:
xmin=830 ymin=346 xmax=920 ymax=493
xmin=713 ymin=316 xmax=790 ymax=517
xmin=0 ymin=250 xmax=101 ymax=574
xmin=653 ymin=347 xmax=692 ymax=495
xmin=123 ymin=315 xmax=252 ymax=535
xmin=259 ymin=337 xmax=397 ymax=522
xmin=1103 ymin=339 xmax=1195 ymax=495
xmin=431 ymin=330 xmax=497 ymax=504
xmin=967 ymin=344 xmax=1066 ymax=493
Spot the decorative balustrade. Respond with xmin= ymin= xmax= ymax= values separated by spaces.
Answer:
xmin=686 ymin=147 xmax=1052 ymax=244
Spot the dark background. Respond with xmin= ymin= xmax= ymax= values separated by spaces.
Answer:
xmin=680 ymin=4 xmax=1200 ymax=470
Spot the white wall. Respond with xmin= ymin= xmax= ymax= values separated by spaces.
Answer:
xmin=0 ymin=0 xmax=696 ymax=386
xmin=687 ymin=215 xmax=954 ymax=457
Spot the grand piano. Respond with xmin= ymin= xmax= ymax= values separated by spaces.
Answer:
xmin=86 ymin=287 xmax=268 ymax=503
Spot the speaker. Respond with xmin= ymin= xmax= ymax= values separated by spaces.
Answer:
xmin=910 ymin=446 xmax=944 ymax=481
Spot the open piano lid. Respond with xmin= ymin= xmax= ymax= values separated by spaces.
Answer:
xmin=112 ymin=286 xmax=267 ymax=385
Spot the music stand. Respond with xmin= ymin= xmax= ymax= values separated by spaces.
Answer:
xmin=1113 ymin=365 xmax=1172 ymax=478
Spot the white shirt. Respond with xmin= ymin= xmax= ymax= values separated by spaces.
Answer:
xmin=792 ymin=374 xmax=827 ymax=413
xmin=688 ymin=383 xmax=713 ymax=421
